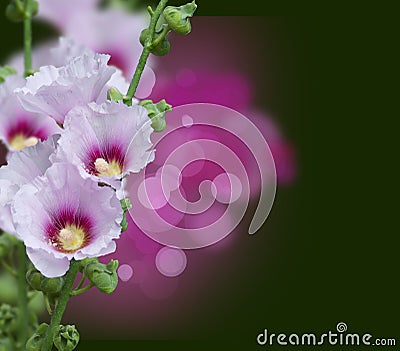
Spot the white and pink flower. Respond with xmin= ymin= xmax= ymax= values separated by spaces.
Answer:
xmin=0 ymin=75 xmax=60 ymax=151
xmin=56 ymin=101 xmax=154 ymax=193
xmin=15 ymin=53 xmax=116 ymax=125
xmin=12 ymin=162 xmax=123 ymax=277
xmin=0 ymin=136 xmax=59 ymax=236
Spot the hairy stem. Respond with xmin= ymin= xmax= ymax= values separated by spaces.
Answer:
xmin=124 ymin=0 xmax=168 ymax=104
xmin=23 ymin=0 xmax=33 ymax=77
xmin=40 ymin=260 xmax=80 ymax=351
xmin=70 ymin=283 xmax=94 ymax=296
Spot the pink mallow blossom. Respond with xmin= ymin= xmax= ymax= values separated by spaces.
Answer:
xmin=12 ymin=162 xmax=123 ymax=277
xmin=34 ymin=0 xmax=155 ymax=98
xmin=14 ymin=53 xmax=116 ymax=125
xmin=56 ymin=101 xmax=154 ymax=194
xmin=0 ymin=75 xmax=60 ymax=151
xmin=0 ymin=136 xmax=58 ymax=236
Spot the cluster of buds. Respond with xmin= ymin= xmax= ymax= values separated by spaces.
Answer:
xmin=26 ymin=323 xmax=79 ymax=351
xmin=140 ymin=1 xmax=197 ymax=56
xmin=0 ymin=304 xmax=18 ymax=336
xmin=26 ymin=268 xmax=64 ymax=306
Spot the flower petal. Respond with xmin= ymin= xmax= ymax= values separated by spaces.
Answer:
xmin=26 ymin=247 xmax=70 ymax=278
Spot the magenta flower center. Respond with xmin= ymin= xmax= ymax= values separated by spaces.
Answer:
xmin=46 ymin=208 xmax=93 ymax=253
xmin=6 ymin=118 xmax=46 ymax=150
xmin=85 ymin=143 xmax=125 ymax=177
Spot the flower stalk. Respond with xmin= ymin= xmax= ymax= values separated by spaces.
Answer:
xmin=23 ymin=0 xmax=33 ymax=76
xmin=13 ymin=0 xmax=35 ymax=347
xmin=124 ymin=0 xmax=168 ymax=105
xmin=40 ymin=260 xmax=80 ymax=351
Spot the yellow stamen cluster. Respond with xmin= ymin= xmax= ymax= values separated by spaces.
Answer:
xmin=10 ymin=135 xmax=38 ymax=150
xmin=94 ymin=157 xmax=122 ymax=177
xmin=58 ymin=225 xmax=86 ymax=252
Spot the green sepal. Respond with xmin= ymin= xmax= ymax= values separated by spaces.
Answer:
xmin=140 ymin=26 xmax=171 ymax=56
xmin=26 ymin=268 xmax=64 ymax=295
xmin=78 ymin=258 xmax=98 ymax=272
xmin=107 ymin=87 xmax=124 ymax=102
xmin=5 ymin=0 xmax=38 ymax=22
xmin=139 ymin=28 xmax=149 ymax=46
xmin=151 ymin=38 xmax=170 ymax=57
xmin=163 ymin=1 xmax=197 ymax=35
xmin=40 ymin=275 xmax=64 ymax=295
xmin=0 ymin=66 xmax=17 ymax=84
xmin=120 ymin=198 xmax=132 ymax=211
xmin=53 ymin=325 xmax=80 ymax=351
xmin=26 ymin=268 xmax=42 ymax=291
xmin=26 ymin=323 xmax=48 ymax=351
xmin=139 ymin=99 xmax=171 ymax=132
xmin=120 ymin=212 xmax=128 ymax=232
xmin=120 ymin=198 xmax=132 ymax=232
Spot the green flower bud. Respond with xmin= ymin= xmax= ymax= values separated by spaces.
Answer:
xmin=5 ymin=0 xmax=38 ymax=22
xmin=32 ymin=1 xmax=39 ymax=16
xmin=150 ymin=38 xmax=170 ymax=57
xmin=5 ymin=2 xmax=24 ymax=22
xmin=0 ymin=66 xmax=17 ymax=84
xmin=107 ymin=87 xmax=124 ymax=102
xmin=26 ymin=268 xmax=42 ymax=291
xmin=0 ymin=304 xmax=18 ymax=335
xmin=140 ymin=28 xmax=171 ymax=56
xmin=163 ymin=1 xmax=197 ymax=35
xmin=84 ymin=260 xmax=119 ymax=294
xmin=151 ymin=114 xmax=167 ymax=132
xmin=139 ymin=99 xmax=171 ymax=132
xmin=54 ymin=325 xmax=80 ymax=351
xmin=139 ymin=28 xmax=149 ymax=47
xmin=26 ymin=323 xmax=48 ymax=351
xmin=78 ymin=257 xmax=98 ymax=272
xmin=40 ymin=275 xmax=64 ymax=295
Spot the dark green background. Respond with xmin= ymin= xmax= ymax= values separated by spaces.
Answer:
xmin=0 ymin=1 xmax=398 ymax=350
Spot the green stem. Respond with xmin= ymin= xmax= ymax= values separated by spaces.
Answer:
xmin=16 ymin=241 xmax=29 ymax=350
xmin=124 ymin=0 xmax=168 ymax=104
xmin=70 ymin=283 xmax=94 ymax=296
xmin=40 ymin=260 xmax=80 ymax=351
xmin=150 ymin=24 xmax=171 ymax=49
xmin=75 ymin=273 xmax=86 ymax=290
xmin=23 ymin=0 xmax=33 ymax=77
xmin=43 ymin=294 xmax=53 ymax=316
